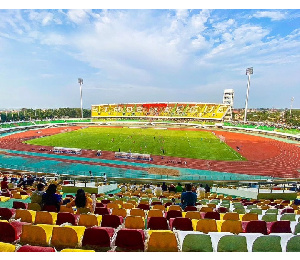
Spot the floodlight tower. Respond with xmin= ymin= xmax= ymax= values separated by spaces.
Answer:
xmin=290 ymin=97 xmax=294 ymax=116
xmin=244 ymin=67 xmax=253 ymax=123
xmin=78 ymin=78 xmax=83 ymax=119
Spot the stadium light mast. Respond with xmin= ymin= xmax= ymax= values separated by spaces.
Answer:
xmin=290 ymin=97 xmax=294 ymax=116
xmin=78 ymin=78 xmax=83 ymax=119
xmin=244 ymin=67 xmax=253 ymax=123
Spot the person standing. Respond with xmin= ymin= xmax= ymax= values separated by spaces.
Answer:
xmin=103 ymin=173 xmax=107 ymax=184
xmin=180 ymin=183 xmax=197 ymax=210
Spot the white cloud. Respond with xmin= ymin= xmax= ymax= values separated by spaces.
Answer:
xmin=252 ymin=11 xmax=287 ymax=21
xmin=67 ymin=9 xmax=90 ymax=24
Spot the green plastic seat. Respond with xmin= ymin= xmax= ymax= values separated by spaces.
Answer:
xmin=286 ymin=236 xmax=300 ymax=252
xmin=293 ymin=222 xmax=300 ymax=234
xmin=252 ymin=236 xmax=282 ymax=252
xmin=262 ymin=213 xmax=277 ymax=222
xmin=217 ymin=235 xmax=248 ymax=252
xmin=234 ymin=208 xmax=246 ymax=214
xmin=247 ymin=205 xmax=258 ymax=209
xmin=280 ymin=213 xmax=296 ymax=221
xmin=249 ymin=208 xmax=262 ymax=215
xmin=182 ymin=234 xmax=213 ymax=252
xmin=266 ymin=208 xmax=278 ymax=214
xmin=233 ymin=203 xmax=244 ymax=209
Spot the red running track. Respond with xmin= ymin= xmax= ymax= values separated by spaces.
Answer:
xmin=0 ymin=126 xmax=299 ymax=178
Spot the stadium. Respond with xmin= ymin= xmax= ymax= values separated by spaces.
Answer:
xmin=1 ymin=97 xmax=300 ymax=253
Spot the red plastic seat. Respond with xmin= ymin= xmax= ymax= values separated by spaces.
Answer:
xmin=13 ymin=201 xmax=28 ymax=209
xmin=281 ymin=208 xmax=294 ymax=214
xmin=101 ymin=214 xmax=123 ymax=228
xmin=19 ymin=191 xmax=28 ymax=195
xmin=169 ymin=217 xmax=193 ymax=231
xmin=217 ymin=207 xmax=229 ymax=213
xmin=82 ymin=227 xmax=114 ymax=250
xmin=1 ymin=191 xmax=11 ymax=197
xmin=42 ymin=205 xmax=58 ymax=212
xmin=164 ymin=202 xmax=172 ymax=207
xmin=165 ymin=210 xmax=182 ymax=220
xmin=0 ymin=207 xmax=15 ymax=220
xmin=101 ymin=199 xmax=111 ymax=205
xmin=17 ymin=245 xmax=56 ymax=252
xmin=137 ymin=204 xmax=150 ymax=211
xmin=203 ymin=211 xmax=220 ymax=220
xmin=147 ymin=217 xmax=169 ymax=230
xmin=96 ymin=202 xmax=104 ymax=207
xmin=94 ymin=207 xmax=110 ymax=215
xmin=244 ymin=220 xmax=268 ymax=235
xmin=184 ymin=206 xmax=197 ymax=212
xmin=115 ymin=229 xmax=145 ymax=251
xmin=151 ymin=201 xmax=163 ymax=206
xmin=0 ymin=221 xmax=28 ymax=243
xmin=269 ymin=221 xmax=292 ymax=234
xmin=56 ymin=212 xmax=77 ymax=225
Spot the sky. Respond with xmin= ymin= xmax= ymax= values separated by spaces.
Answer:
xmin=0 ymin=3 xmax=300 ymax=109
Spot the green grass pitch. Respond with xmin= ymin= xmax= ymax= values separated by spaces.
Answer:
xmin=25 ymin=127 xmax=245 ymax=161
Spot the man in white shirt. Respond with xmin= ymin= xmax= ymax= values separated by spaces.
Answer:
xmin=196 ymin=184 xmax=205 ymax=199
xmin=153 ymin=184 xmax=163 ymax=197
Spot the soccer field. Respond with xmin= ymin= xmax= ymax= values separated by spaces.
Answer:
xmin=25 ymin=127 xmax=245 ymax=161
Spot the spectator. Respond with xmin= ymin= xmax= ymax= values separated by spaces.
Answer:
xmin=181 ymin=183 xmax=197 ymax=210
xmin=120 ymin=183 xmax=127 ymax=193
xmin=161 ymin=182 xmax=168 ymax=192
xmin=130 ymin=182 xmax=137 ymax=191
xmin=175 ymin=183 xmax=183 ymax=193
xmin=197 ymin=184 xmax=205 ymax=199
xmin=31 ymin=183 xmax=45 ymax=206
xmin=42 ymin=184 xmax=62 ymax=211
xmin=1 ymin=176 xmax=9 ymax=191
xmin=145 ymin=184 xmax=153 ymax=194
xmin=168 ymin=183 xmax=176 ymax=192
xmin=103 ymin=173 xmax=107 ymax=183
xmin=67 ymin=189 xmax=93 ymax=212
xmin=154 ymin=184 xmax=163 ymax=197
xmin=205 ymin=184 xmax=211 ymax=193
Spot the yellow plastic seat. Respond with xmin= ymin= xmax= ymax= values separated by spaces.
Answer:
xmin=60 ymin=205 xmax=75 ymax=214
xmin=195 ymin=219 xmax=218 ymax=233
xmin=185 ymin=211 xmax=201 ymax=220
xmin=207 ymin=203 xmax=217 ymax=208
xmin=35 ymin=211 xmax=57 ymax=225
xmin=127 ymin=200 xmax=137 ymax=207
xmin=124 ymin=215 xmax=145 ymax=229
xmin=147 ymin=209 xmax=164 ymax=218
xmin=0 ymin=196 xmax=10 ymax=202
xmin=123 ymin=203 xmax=134 ymax=210
xmin=200 ymin=207 xmax=213 ymax=213
xmin=15 ymin=209 xmax=36 ymax=223
xmin=113 ymin=200 xmax=123 ymax=206
xmin=36 ymin=224 xmax=59 ymax=243
xmin=20 ymin=224 xmax=49 ymax=246
xmin=51 ymin=226 xmax=86 ymax=250
xmin=168 ymin=205 xmax=182 ymax=211
xmin=0 ymin=242 xmax=16 ymax=252
xmin=78 ymin=214 xmax=101 ymax=227
xmin=241 ymin=213 xmax=258 ymax=221
xmin=106 ymin=203 xmax=119 ymax=210
xmin=130 ymin=208 xmax=146 ymax=218
xmin=223 ymin=212 xmax=240 ymax=221
xmin=147 ymin=231 xmax=178 ymax=252
xmin=221 ymin=220 xmax=243 ymax=234
xmin=111 ymin=208 xmax=127 ymax=218
xmin=28 ymin=203 xmax=42 ymax=211
xmin=152 ymin=205 xmax=165 ymax=211
xmin=61 ymin=249 xmax=95 ymax=252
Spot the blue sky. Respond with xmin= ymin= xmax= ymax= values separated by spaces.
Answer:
xmin=0 ymin=6 xmax=300 ymax=109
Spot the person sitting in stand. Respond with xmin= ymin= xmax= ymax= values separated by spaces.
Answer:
xmin=168 ymin=183 xmax=176 ymax=193
xmin=30 ymin=183 xmax=45 ymax=207
xmin=175 ymin=183 xmax=183 ymax=193
xmin=153 ymin=184 xmax=163 ymax=197
xmin=67 ymin=189 xmax=93 ymax=212
xmin=1 ymin=176 xmax=9 ymax=191
xmin=205 ymin=184 xmax=211 ymax=193
xmin=180 ymin=183 xmax=197 ymax=210
xmin=145 ymin=184 xmax=153 ymax=194
xmin=42 ymin=184 xmax=62 ymax=211
xmin=161 ymin=182 xmax=168 ymax=192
